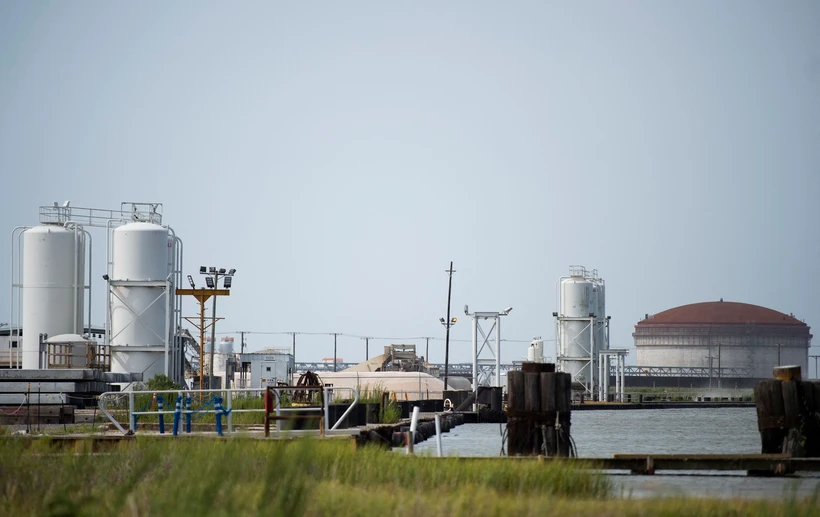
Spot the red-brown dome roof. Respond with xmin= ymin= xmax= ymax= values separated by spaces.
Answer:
xmin=637 ymin=301 xmax=806 ymax=326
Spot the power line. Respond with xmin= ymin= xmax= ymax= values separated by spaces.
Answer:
xmin=211 ymin=330 xmax=551 ymax=342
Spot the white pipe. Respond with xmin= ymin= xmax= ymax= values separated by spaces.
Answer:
xmin=471 ymin=316 xmax=478 ymax=392
xmin=84 ymin=229 xmax=92 ymax=338
xmin=495 ymin=315 xmax=501 ymax=387
xmin=174 ymin=236 xmax=183 ymax=383
xmin=407 ymin=406 xmax=420 ymax=455
xmin=434 ymin=414 xmax=443 ymax=457
xmin=105 ymin=220 xmax=115 ymax=348
xmin=72 ymin=224 xmax=79 ymax=334
xmin=63 ymin=223 xmax=91 ymax=337
xmin=409 ymin=406 xmax=420 ymax=433
xmin=589 ymin=316 xmax=595 ymax=397
xmin=164 ymin=227 xmax=177 ymax=378
xmin=16 ymin=228 xmax=27 ymax=368
xmin=10 ymin=227 xmax=28 ymax=369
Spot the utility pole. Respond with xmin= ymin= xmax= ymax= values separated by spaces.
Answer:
xmin=705 ymin=354 xmax=715 ymax=389
xmin=444 ymin=261 xmax=455 ymax=391
xmin=291 ymin=332 xmax=297 ymax=364
xmin=811 ymin=355 xmax=820 ymax=379
xmin=210 ymin=285 xmax=218 ymax=387
xmin=425 ymin=337 xmax=430 ymax=364
xmin=240 ymin=331 xmax=246 ymax=354
xmin=717 ymin=342 xmax=721 ymax=389
xmin=333 ymin=333 xmax=338 ymax=372
xmin=365 ymin=337 xmax=369 ymax=361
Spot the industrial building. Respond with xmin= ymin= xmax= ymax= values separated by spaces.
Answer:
xmin=634 ymin=300 xmax=812 ymax=379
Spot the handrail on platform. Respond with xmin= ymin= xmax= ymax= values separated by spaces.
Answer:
xmin=98 ymin=385 xmax=359 ymax=438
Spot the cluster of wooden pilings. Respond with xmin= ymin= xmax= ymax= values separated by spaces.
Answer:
xmin=506 ymin=363 xmax=572 ymax=457
xmin=754 ymin=366 xmax=820 ymax=469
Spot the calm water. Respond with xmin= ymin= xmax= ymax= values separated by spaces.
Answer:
xmin=410 ymin=408 xmax=820 ymax=499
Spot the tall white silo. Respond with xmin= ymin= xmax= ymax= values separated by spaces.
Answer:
xmin=556 ymin=266 xmax=607 ymax=396
xmin=558 ymin=272 xmax=594 ymax=384
xmin=109 ymin=221 xmax=176 ymax=381
xmin=21 ymin=224 xmax=85 ymax=369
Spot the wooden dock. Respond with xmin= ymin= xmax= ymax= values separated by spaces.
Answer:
xmin=4 ymin=435 xmax=819 ymax=475
xmin=572 ymin=401 xmax=754 ymax=410
xmin=436 ymin=453 xmax=820 ymax=475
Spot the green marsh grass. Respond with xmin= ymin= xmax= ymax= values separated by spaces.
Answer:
xmin=1 ymin=437 xmax=817 ymax=516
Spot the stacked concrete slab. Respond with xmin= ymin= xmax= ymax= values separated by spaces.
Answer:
xmin=0 ymin=369 xmax=141 ymax=407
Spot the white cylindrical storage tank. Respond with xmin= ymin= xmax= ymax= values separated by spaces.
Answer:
xmin=528 ymin=338 xmax=544 ymax=362
xmin=202 ymin=338 xmax=214 ymax=372
xmin=109 ymin=222 xmax=173 ymax=380
xmin=215 ymin=337 xmax=234 ymax=373
xmin=22 ymin=225 xmax=85 ymax=369
xmin=559 ymin=275 xmax=594 ymax=384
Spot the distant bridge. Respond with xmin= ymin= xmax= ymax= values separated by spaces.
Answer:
xmin=295 ymin=362 xmax=758 ymax=386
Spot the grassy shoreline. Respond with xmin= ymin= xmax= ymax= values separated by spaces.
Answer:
xmin=0 ymin=438 xmax=817 ymax=516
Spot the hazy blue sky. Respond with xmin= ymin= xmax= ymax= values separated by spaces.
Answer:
xmin=2 ymin=2 xmax=819 ymax=365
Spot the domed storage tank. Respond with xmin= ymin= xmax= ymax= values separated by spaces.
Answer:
xmin=22 ymin=225 xmax=85 ymax=369
xmin=109 ymin=222 xmax=174 ymax=380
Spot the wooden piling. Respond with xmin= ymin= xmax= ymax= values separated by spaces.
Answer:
xmin=753 ymin=366 xmax=820 ymax=475
xmin=540 ymin=372 xmax=557 ymax=457
xmin=524 ymin=372 xmax=542 ymax=455
xmin=802 ymin=382 xmax=820 ymax=457
xmin=555 ymin=372 xmax=572 ymax=457
xmin=506 ymin=370 xmax=525 ymax=456
xmin=754 ymin=379 xmax=786 ymax=455
xmin=506 ymin=364 xmax=570 ymax=457
xmin=780 ymin=380 xmax=805 ymax=466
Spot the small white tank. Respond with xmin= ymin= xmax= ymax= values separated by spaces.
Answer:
xmin=22 ymin=225 xmax=85 ymax=369
xmin=215 ymin=337 xmax=234 ymax=373
xmin=527 ymin=338 xmax=544 ymax=362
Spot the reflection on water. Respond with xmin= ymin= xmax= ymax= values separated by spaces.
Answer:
xmin=409 ymin=408 xmax=820 ymax=499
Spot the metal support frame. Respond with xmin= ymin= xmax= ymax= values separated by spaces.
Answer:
xmin=466 ymin=308 xmax=511 ymax=410
xmin=599 ymin=349 xmax=629 ymax=402
xmin=555 ymin=315 xmax=596 ymax=396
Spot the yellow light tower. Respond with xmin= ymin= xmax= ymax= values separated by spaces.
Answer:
xmin=177 ymin=272 xmax=231 ymax=391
